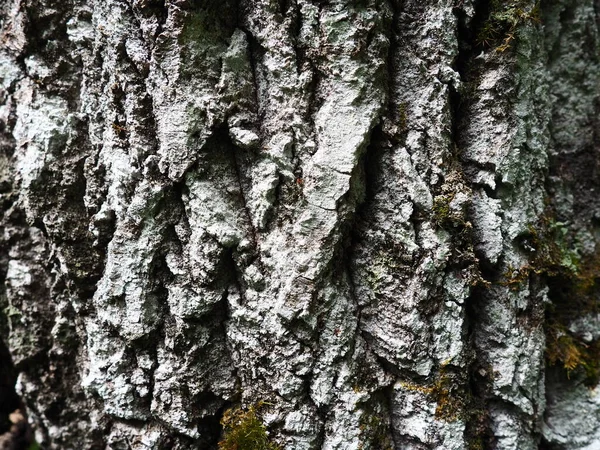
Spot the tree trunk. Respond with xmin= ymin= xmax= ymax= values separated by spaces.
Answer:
xmin=0 ymin=0 xmax=599 ymax=449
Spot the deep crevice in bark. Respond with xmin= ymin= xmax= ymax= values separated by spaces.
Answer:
xmin=0 ymin=339 xmax=24 ymax=437
xmin=452 ymin=1 xmax=499 ymax=448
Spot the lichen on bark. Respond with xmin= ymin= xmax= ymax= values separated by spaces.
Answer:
xmin=0 ymin=0 xmax=599 ymax=449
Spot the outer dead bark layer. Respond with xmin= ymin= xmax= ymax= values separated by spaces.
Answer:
xmin=0 ymin=0 xmax=599 ymax=449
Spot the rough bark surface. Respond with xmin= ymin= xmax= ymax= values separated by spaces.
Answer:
xmin=0 ymin=0 xmax=599 ymax=449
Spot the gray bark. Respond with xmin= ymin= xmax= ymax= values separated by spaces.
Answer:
xmin=0 ymin=0 xmax=599 ymax=449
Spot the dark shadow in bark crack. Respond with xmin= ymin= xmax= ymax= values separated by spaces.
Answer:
xmin=0 ymin=339 xmax=32 ymax=450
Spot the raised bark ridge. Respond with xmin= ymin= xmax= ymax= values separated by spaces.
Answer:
xmin=0 ymin=0 xmax=599 ymax=449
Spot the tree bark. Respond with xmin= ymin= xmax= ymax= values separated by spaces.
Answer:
xmin=0 ymin=0 xmax=599 ymax=449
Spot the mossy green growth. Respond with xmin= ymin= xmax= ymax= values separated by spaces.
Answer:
xmin=544 ymin=248 xmax=600 ymax=387
xmin=432 ymin=192 xmax=473 ymax=232
xmin=358 ymin=412 xmax=393 ymax=450
xmin=431 ymin=167 xmax=471 ymax=230
xmin=400 ymin=365 xmax=471 ymax=422
xmin=505 ymin=213 xmax=600 ymax=386
xmin=397 ymin=102 xmax=408 ymax=134
xmin=218 ymin=403 xmax=280 ymax=450
xmin=503 ymin=217 xmax=581 ymax=289
xmin=546 ymin=327 xmax=600 ymax=386
xmin=400 ymin=363 xmax=490 ymax=449
xmin=478 ymin=0 xmax=540 ymax=52
xmin=432 ymin=194 xmax=454 ymax=227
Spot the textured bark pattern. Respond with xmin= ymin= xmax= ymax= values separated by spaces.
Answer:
xmin=0 ymin=0 xmax=599 ymax=449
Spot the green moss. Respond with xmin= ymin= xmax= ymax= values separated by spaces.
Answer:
xmin=218 ymin=403 xmax=280 ymax=450
xmin=433 ymin=373 xmax=466 ymax=422
xmin=397 ymin=102 xmax=408 ymax=134
xmin=400 ymin=364 xmax=469 ymax=422
xmin=478 ymin=0 xmax=540 ymax=52
xmin=431 ymin=167 xmax=471 ymax=230
xmin=400 ymin=363 xmax=490 ymax=449
xmin=432 ymin=194 xmax=454 ymax=227
xmin=432 ymin=192 xmax=473 ymax=232
xmin=544 ymin=249 xmax=600 ymax=386
xmin=503 ymin=217 xmax=581 ymax=288
xmin=504 ymin=213 xmax=600 ymax=386
xmin=401 ymin=370 xmax=464 ymax=421
xmin=546 ymin=327 xmax=600 ymax=385
xmin=358 ymin=413 xmax=393 ymax=450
